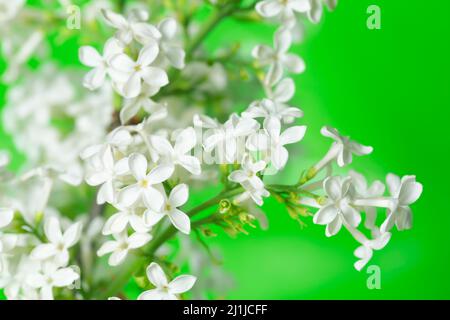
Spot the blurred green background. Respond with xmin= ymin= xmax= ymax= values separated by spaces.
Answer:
xmin=1 ymin=0 xmax=449 ymax=299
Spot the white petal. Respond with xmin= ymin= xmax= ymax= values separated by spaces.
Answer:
xmin=137 ymin=42 xmax=159 ymax=66
xmin=147 ymin=164 xmax=174 ymax=184
xmin=108 ymin=212 xmax=130 ymax=234
xmin=168 ymin=275 xmax=197 ymax=294
xmin=399 ymin=177 xmax=422 ymax=205
xmin=117 ymin=184 xmax=141 ymax=207
xmin=83 ymin=68 xmax=106 ymax=90
xmin=168 ymin=209 xmax=191 ymax=234
xmin=109 ymin=249 xmax=128 ymax=266
xmin=265 ymin=61 xmax=283 ymax=86
xmin=52 ymin=268 xmax=79 ymax=287
xmin=31 ymin=244 xmax=57 ymax=260
xmin=123 ymin=72 xmax=142 ymax=98
xmin=138 ymin=288 xmax=164 ymax=300
xmin=150 ymin=136 xmax=174 ymax=155
xmin=169 ymin=184 xmax=189 ymax=208
xmin=282 ymin=54 xmax=305 ymax=73
xmin=255 ymin=0 xmax=283 ymax=18
xmin=313 ymin=205 xmax=337 ymax=225
xmin=110 ymin=53 xmax=135 ymax=73
xmin=0 ymin=208 xmax=14 ymax=228
xmin=79 ymin=46 xmax=102 ymax=67
xmin=62 ymin=222 xmax=83 ymax=247
xmin=325 ymin=216 xmax=343 ymax=237
xmin=178 ymin=155 xmax=201 ymax=175
xmin=174 ymin=127 xmax=197 ymax=155
xmin=144 ymin=209 xmax=165 ymax=226
xmin=274 ymin=27 xmax=292 ymax=54
xmin=128 ymin=153 xmax=148 ymax=180
xmin=44 ymin=217 xmax=63 ymax=243
xmin=159 ymin=18 xmax=177 ymax=39
xmin=102 ymin=9 xmax=128 ymax=30
xmin=141 ymin=67 xmax=169 ymax=88
xmin=280 ymin=125 xmax=306 ymax=145
xmin=271 ymin=145 xmax=288 ymax=170
xmin=386 ymin=173 xmax=401 ymax=196
xmin=273 ymin=78 xmax=295 ymax=102
xmin=146 ymin=262 xmax=168 ymax=287
xmin=127 ymin=233 xmax=152 ymax=249
xmin=142 ymin=186 xmax=165 ymax=212
xmin=97 ymin=241 xmax=119 ymax=256
xmin=324 ymin=177 xmax=342 ymax=201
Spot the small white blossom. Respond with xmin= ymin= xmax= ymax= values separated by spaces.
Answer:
xmin=85 ymin=146 xmax=130 ymax=204
xmin=308 ymin=0 xmax=338 ymax=24
xmin=117 ymin=153 xmax=174 ymax=208
xmin=204 ymin=114 xmax=259 ymax=163
xmin=97 ymin=231 xmax=152 ymax=266
xmin=229 ymin=156 xmax=267 ymax=190
xmin=353 ymin=231 xmax=390 ymax=271
xmin=313 ymin=126 xmax=373 ymax=172
xmin=138 ymin=262 xmax=196 ymax=300
xmin=27 ymin=262 xmax=79 ymax=300
xmin=252 ymin=27 xmax=305 ymax=86
xmin=144 ymin=184 xmax=191 ymax=235
xmin=101 ymin=9 xmax=161 ymax=45
xmin=247 ymin=117 xmax=306 ymax=170
xmin=120 ymin=84 xmax=166 ymax=124
xmin=151 ymin=127 xmax=201 ymax=175
xmin=79 ymin=38 xmax=124 ymax=90
xmin=110 ymin=42 xmax=169 ymax=98
xmin=157 ymin=18 xmax=186 ymax=69
xmin=313 ymin=176 xmax=361 ymax=236
xmin=256 ymin=0 xmax=311 ymax=22
xmin=102 ymin=205 xmax=150 ymax=235
xmin=243 ymin=78 xmax=303 ymax=124
xmin=381 ymin=174 xmax=423 ymax=232
xmin=30 ymin=217 xmax=83 ymax=266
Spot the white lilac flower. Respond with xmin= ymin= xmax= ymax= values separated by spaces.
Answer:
xmin=102 ymin=205 xmax=150 ymax=235
xmin=1 ymin=257 xmax=41 ymax=300
xmin=349 ymin=170 xmax=385 ymax=230
xmin=313 ymin=176 xmax=361 ymax=236
xmin=85 ymin=146 xmax=130 ymax=205
xmin=110 ymin=42 xmax=169 ymax=98
xmin=252 ymin=27 xmax=305 ymax=86
xmin=353 ymin=231 xmax=391 ymax=271
xmin=138 ymin=262 xmax=196 ymax=300
xmin=117 ymin=153 xmax=174 ymax=208
xmin=256 ymin=0 xmax=311 ymax=23
xmin=204 ymin=114 xmax=259 ymax=164
xmin=381 ymin=174 xmax=422 ymax=232
xmin=234 ymin=183 xmax=270 ymax=207
xmin=0 ymin=208 xmax=14 ymax=229
xmin=120 ymin=84 xmax=166 ymax=124
xmin=79 ymin=38 xmax=125 ymax=90
xmin=157 ymin=18 xmax=186 ymax=69
xmin=313 ymin=126 xmax=373 ymax=172
xmin=144 ymin=184 xmax=191 ymax=235
xmin=247 ymin=117 xmax=306 ymax=170
xmin=243 ymin=78 xmax=303 ymax=124
xmin=101 ymin=9 xmax=161 ymax=45
xmin=229 ymin=156 xmax=267 ymax=190
xmin=97 ymin=231 xmax=152 ymax=266
xmin=81 ymin=127 xmax=133 ymax=163
xmin=308 ymin=0 xmax=338 ymax=24
xmin=150 ymin=127 xmax=201 ymax=175
xmin=27 ymin=262 xmax=79 ymax=300
xmin=30 ymin=217 xmax=83 ymax=266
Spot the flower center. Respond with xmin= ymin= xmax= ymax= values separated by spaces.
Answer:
xmin=165 ymin=203 xmax=172 ymax=212
xmin=134 ymin=64 xmax=142 ymax=72
xmin=140 ymin=179 xmax=149 ymax=188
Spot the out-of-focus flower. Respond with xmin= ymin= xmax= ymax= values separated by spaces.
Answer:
xmin=138 ymin=262 xmax=196 ymax=300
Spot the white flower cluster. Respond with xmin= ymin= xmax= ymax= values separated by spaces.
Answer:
xmin=298 ymin=127 xmax=423 ymax=270
xmin=0 ymin=160 xmax=82 ymax=299
xmin=0 ymin=0 xmax=422 ymax=300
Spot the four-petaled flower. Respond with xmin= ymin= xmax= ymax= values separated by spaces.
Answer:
xmin=252 ymin=27 xmax=305 ymax=86
xmin=313 ymin=176 xmax=361 ymax=236
xmin=27 ymin=262 xmax=79 ymax=300
xmin=79 ymin=38 xmax=124 ymax=90
xmin=247 ymin=117 xmax=306 ymax=170
xmin=138 ymin=262 xmax=196 ymax=300
xmin=97 ymin=231 xmax=152 ymax=266
xmin=117 ymin=153 xmax=174 ymax=209
xmin=144 ymin=184 xmax=191 ymax=234
xmin=111 ymin=41 xmax=169 ymax=98
xmin=31 ymin=217 xmax=83 ymax=266
xmin=256 ymin=0 xmax=311 ymax=22
xmin=381 ymin=174 xmax=423 ymax=232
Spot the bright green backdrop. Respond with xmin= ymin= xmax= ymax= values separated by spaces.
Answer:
xmin=1 ymin=0 xmax=449 ymax=299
